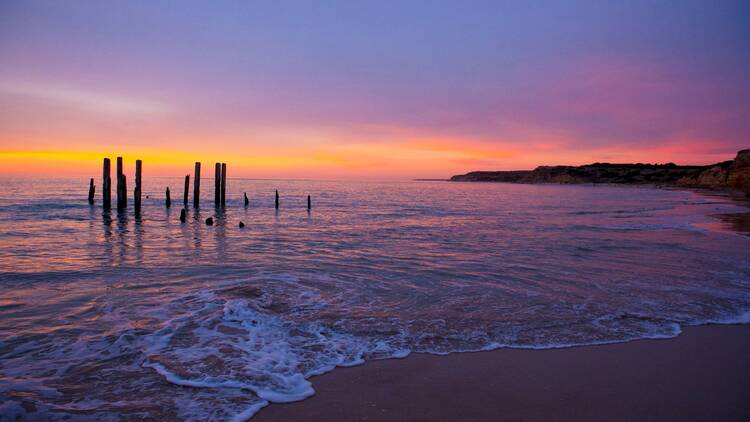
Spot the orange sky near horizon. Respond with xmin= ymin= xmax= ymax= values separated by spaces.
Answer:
xmin=0 ymin=140 xmax=740 ymax=180
xmin=0 ymin=76 xmax=743 ymax=179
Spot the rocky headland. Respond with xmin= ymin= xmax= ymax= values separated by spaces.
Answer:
xmin=450 ymin=149 xmax=750 ymax=195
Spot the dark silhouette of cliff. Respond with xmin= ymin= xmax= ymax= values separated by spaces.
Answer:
xmin=450 ymin=149 xmax=750 ymax=194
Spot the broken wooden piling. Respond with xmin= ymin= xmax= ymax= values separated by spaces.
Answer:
xmin=220 ymin=163 xmax=226 ymax=207
xmin=166 ymin=187 xmax=171 ymax=208
xmin=275 ymin=190 xmax=279 ymax=209
xmin=214 ymin=163 xmax=221 ymax=207
xmin=116 ymin=157 xmax=126 ymax=209
xmin=180 ymin=208 xmax=186 ymax=222
xmin=244 ymin=192 xmax=249 ymax=206
xmin=88 ymin=178 xmax=95 ymax=204
xmin=307 ymin=195 xmax=311 ymax=211
xmin=193 ymin=162 xmax=201 ymax=208
xmin=134 ymin=160 xmax=142 ymax=214
xmin=183 ymin=175 xmax=190 ymax=206
xmin=102 ymin=158 xmax=111 ymax=210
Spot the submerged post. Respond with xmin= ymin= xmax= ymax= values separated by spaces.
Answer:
xmin=220 ymin=163 xmax=226 ymax=207
xmin=275 ymin=190 xmax=279 ymax=209
xmin=183 ymin=175 xmax=190 ymax=206
xmin=193 ymin=162 xmax=201 ymax=208
xmin=244 ymin=192 xmax=249 ymax=206
xmin=166 ymin=187 xmax=171 ymax=208
xmin=179 ymin=208 xmax=186 ymax=223
xmin=102 ymin=158 xmax=111 ymax=210
xmin=214 ymin=162 xmax=221 ymax=207
xmin=134 ymin=160 xmax=142 ymax=214
xmin=116 ymin=157 xmax=126 ymax=209
xmin=88 ymin=178 xmax=95 ymax=204
xmin=307 ymin=195 xmax=311 ymax=211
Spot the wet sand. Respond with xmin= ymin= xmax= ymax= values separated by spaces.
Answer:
xmin=254 ymin=324 xmax=750 ymax=421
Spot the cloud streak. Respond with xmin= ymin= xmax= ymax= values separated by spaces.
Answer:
xmin=0 ymin=82 xmax=173 ymax=118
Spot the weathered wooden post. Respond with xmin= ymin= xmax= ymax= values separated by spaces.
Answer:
xmin=307 ymin=195 xmax=311 ymax=211
xmin=214 ymin=162 xmax=221 ymax=207
xmin=275 ymin=190 xmax=279 ymax=209
xmin=179 ymin=208 xmax=186 ymax=222
xmin=88 ymin=178 xmax=95 ymax=204
xmin=166 ymin=187 xmax=172 ymax=208
xmin=116 ymin=156 xmax=126 ymax=209
xmin=134 ymin=160 xmax=142 ymax=214
xmin=102 ymin=158 xmax=111 ymax=210
xmin=183 ymin=175 xmax=190 ymax=206
xmin=244 ymin=192 xmax=249 ymax=206
xmin=193 ymin=162 xmax=201 ymax=208
xmin=220 ymin=163 xmax=227 ymax=207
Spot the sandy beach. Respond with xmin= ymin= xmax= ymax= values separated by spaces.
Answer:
xmin=255 ymin=324 xmax=750 ymax=421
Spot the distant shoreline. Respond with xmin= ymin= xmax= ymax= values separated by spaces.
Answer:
xmin=448 ymin=149 xmax=750 ymax=196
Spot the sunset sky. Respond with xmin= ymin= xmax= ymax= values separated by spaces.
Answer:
xmin=1 ymin=0 xmax=748 ymax=179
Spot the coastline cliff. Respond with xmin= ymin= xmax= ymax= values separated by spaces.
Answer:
xmin=450 ymin=149 xmax=750 ymax=194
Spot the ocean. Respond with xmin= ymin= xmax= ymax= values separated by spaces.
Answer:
xmin=1 ymin=177 xmax=749 ymax=420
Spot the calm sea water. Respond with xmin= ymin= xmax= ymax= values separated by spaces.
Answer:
xmin=1 ymin=177 xmax=749 ymax=420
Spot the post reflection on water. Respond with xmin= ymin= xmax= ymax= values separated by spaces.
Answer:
xmin=116 ymin=209 xmax=129 ymax=267
xmin=100 ymin=209 xmax=113 ymax=267
xmin=133 ymin=212 xmax=143 ymax=265
xmin=191 ymin=207 xmax=202 ymax=252
xmin=213 ymin=208 xmax=228 ymax=262
xmin=96 ymin=202 xmax=248 ymax=266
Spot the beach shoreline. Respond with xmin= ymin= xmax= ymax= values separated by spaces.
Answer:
xmin=250 ymin=186 xmax=750 ymax=421
xmin=254 ymin=324 xmax=750 ymax=421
